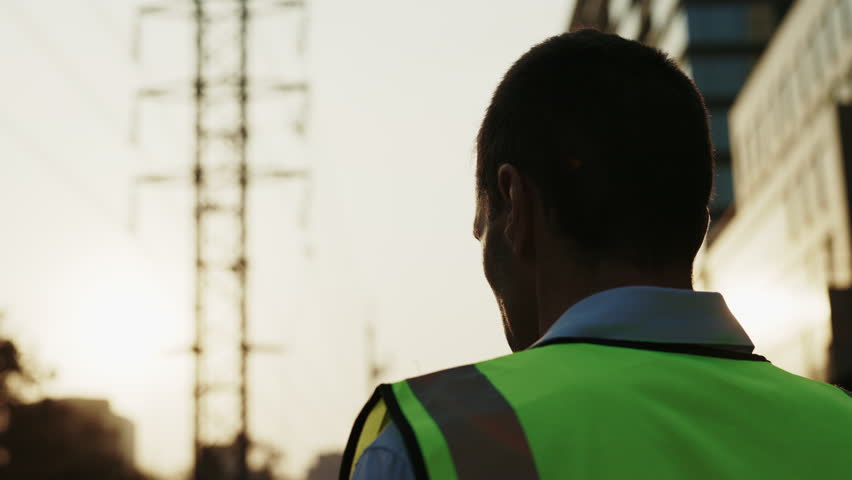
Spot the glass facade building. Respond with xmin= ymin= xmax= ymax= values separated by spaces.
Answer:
xmin=569 ymin=0 xmax=793 ymax=226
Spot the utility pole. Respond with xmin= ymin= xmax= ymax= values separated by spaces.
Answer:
xmin=132 ymin=2 xmax=309 ymax=479
xmin=365 ymin=319 xmax=387 ymax=395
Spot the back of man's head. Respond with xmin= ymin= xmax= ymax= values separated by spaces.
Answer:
xmin=477 ymin=29 xmax=714 ymax=271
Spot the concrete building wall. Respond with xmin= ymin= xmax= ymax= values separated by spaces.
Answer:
xmin=697 ymin=0 xmax=852 ymax=379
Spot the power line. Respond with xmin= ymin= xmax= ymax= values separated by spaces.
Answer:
xmin=0 ymin=110 xmax=175 ymax=289
xmin=6 ymin=1 xmax=186 ymax=156
xmin=0 ymin=2 xmax=127 ymax=140
xmin=0 ymin=111 xmax=124 ymax=230
xmin=1 ymin=0 xmax=186 ymax=227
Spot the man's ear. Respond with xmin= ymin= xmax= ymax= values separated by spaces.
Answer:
xmin=497 ymin=164 xmax=534 ymax=258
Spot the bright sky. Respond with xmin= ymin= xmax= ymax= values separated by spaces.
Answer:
xmin=0 ymin=0 xmax=573 ymax=477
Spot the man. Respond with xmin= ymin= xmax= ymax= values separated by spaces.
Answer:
xmin=339 ymin=30 xmax=852 ymax=480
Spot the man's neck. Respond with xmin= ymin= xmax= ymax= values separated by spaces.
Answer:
xmin=535 ymin=261 xmax=693 ymax=337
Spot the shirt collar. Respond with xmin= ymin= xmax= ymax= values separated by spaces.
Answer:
xmin=532 ymin=286 xmax=754 ymax=352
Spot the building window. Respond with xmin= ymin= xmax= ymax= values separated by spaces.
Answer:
xmin=686 ymin=5 xmax=749 ymax=44
xmin=824 ymin=9 xmax=840 ymax=65
xmin=808 ymin=168 xmax=823 ymax=224
xmin=789 ymin=55 xmax=808 ymax=105
xmin=809 ymin=31 xmax=826 ymax=87
xmin=755 ymin=119 xmax=769 ymax=174
xmin=690 ymin=55 xmax=756 ymax=99
xmin=767 ymin=93 xmax=783 ymax=150
xmin=749 ymin=133 xmax=760 ymax=181
xmin=786 ymin=193 xmax=801 ymax=240
xmin=815 ymin=16 xmax=836 ymax=81
xmin=832 ymin=3 xmax=850 ymax=65
xmin=778 ymin=78 xmax=796 ymax=137
xmin=684 ymin=4 xmax=776 ymax=45
xmin=799 ymin=171 xmax=814 ymax=226
xmin=825 ymin=234 xmax=836 ymax=284
xmin=708 ymin=107 xmax=730 ymax=153
xmin=789 ymin=68 xmax=803 ymax=118
xmin=733 ymin=149 xmax=744 ymax=188
xmin=813 ymin=149 xmax=829 ymax=210
xmin=841 ymin=0 xmax=852 ymax=41
xmin=798 ymin=43 xmax=816 ymax=101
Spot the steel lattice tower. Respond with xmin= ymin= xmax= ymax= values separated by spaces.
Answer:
xmin=133 ymin=1 xmax=309 ymax=478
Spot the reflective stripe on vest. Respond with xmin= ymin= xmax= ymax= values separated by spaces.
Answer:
xmin=407 ymin=364 xmax=538 ymax=479
xmin=340 ymin=364 xmax=538 ymax=480
xmin=341 ymin=341 xmax=852 ymax=480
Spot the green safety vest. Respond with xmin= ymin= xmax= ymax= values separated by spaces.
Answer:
xmin=341 ymin=340 xmax=852 ymax=479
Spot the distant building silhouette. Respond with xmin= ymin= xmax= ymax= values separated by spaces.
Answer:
xmin=0 ymin=397 xmax=143 ymax=480
xmin=569 ymin=0 xmax=793 ymax=224
xmin=193 ymin=443 xmax=283 ymax=480
xmin=305 ymin=452 xmax=342 ymax=480
xmin=697 ymin=0 xmax=852 ymax=388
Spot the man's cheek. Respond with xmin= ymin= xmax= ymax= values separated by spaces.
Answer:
xmin=483 ymin=238 xmax=506 ymax=294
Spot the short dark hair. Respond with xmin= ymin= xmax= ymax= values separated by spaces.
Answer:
xmin=477 ymin=30 xmax=714 ymax=269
